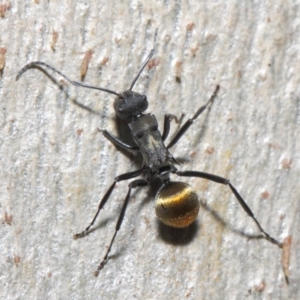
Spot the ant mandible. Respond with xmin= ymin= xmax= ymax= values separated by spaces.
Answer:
xmin=16 ymin=29 xmax=282 ymax=277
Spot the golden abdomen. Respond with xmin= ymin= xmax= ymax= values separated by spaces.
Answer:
xmin=155 ymin=181 xmax=199 ymax=228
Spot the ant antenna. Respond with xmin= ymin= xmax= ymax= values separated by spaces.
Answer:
xmin=16 ymin=30 xmax=158 ymax=97
xmin=129 ymin=28 xmax=158 ymax=91
xmin=16 ymin=61 xmax=122 ymax=98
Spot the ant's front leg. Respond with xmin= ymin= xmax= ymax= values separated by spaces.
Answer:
xmin=99 ymin=129 xmax=139 ymax=151
xmin=161 ymin=114 xmax=183 ymax=141
xmin=167 ymin=85 xmax=219 ymax=149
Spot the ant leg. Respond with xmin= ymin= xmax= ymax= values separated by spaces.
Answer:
xmin=161 ymin=114 xmax=181 ymax=141
xmin=94 ymin=178 xmax=148 ymax=276
xmin=74 ymin=168 xmax=144 ymax=239
xmin=174 ymin=170 xmax=283 ymax=248
xmin=100 ymin=129 xmax=139 ymax=151
xmin=167 ymin=85 xmax=219 ymax=149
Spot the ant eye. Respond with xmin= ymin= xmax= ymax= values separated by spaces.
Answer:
xmin=149 ymin=125 xmax=157 ymax=131
xmin=136 ymin=132 xmax=144 ymax=139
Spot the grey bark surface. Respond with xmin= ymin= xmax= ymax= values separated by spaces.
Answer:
xmin=0 ymin=1 xmax=299 ymax=300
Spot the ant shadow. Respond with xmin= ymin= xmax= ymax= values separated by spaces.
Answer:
xmin=157 ymin=221 xmax=199 ymax=245
xmin=199 ymin=200 xmax=264 ymax=241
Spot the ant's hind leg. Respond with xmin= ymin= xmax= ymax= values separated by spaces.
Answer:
xmin=174 ymin=170 xmax=283 ymax=248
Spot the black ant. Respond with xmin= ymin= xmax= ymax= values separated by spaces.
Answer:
xmin=16 ymin=30 xmax=282 ymax=277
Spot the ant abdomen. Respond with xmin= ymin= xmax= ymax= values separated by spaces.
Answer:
xmin=155 ymin=181 xmax=199 ymax=228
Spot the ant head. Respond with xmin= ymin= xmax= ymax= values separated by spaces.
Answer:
xmin=114 ymin=90 xmax=148 ymax=120
xmin=112 ymin=30 xmax=157 ymax=121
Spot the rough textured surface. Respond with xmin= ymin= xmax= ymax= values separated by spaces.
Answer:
xmin=1 ymin=1 xmax=299 ymax=299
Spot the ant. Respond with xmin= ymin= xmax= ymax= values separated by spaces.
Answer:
xmin=16 ymin=30 xmax=282 ymax=276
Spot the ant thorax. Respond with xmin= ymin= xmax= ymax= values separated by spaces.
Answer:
xmin=129 ymin=114 xmax=172 ymax=169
